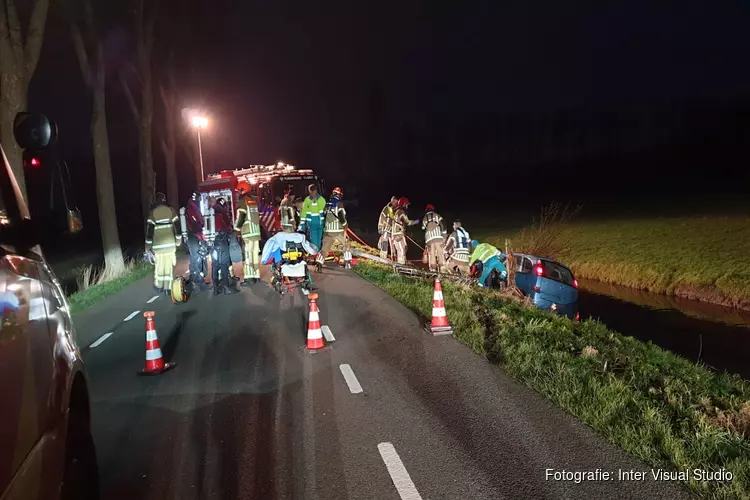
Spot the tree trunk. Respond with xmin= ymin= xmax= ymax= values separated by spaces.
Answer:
xmin=139 ymin=61 xmax=155 ymax=218
xmin=162 ymin=76 xmax=178 ymax=209
xmin=0 ymin=75 xmax=26 ymax=201
xmin=93 ymin=82 xmax=125 ymax=271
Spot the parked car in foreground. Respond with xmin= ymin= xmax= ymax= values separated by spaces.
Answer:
xmin=0 ymin=113 xmax=98 ymax=500
xmin=512 ymin=253 xmax=580 ymax=321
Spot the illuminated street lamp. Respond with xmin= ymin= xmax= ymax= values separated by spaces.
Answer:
xmin=191 ymin=115 xmax=209 ymax=181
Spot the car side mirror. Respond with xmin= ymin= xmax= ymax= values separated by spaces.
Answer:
xmin=13 ymin=113 xmax=57 ymax=150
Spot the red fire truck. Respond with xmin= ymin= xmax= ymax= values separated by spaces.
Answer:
xmin=193 ymin=163 xmax=324 ymax=244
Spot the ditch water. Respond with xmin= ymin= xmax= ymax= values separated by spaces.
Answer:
xmin=578 ymin=280 xmax=750 ymax=379
xmin=348 ymin=221 xmax=750 ymax=379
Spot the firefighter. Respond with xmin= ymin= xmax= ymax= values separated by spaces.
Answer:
xmin=211 ymin=197 xmax=239 ymax=295
xmin=186 ymin=191 xmax=209 ymax=291
xmin=294 ymin=197 xmax=303 ymax=231
xmin=235 ymin=187 xmax=262 ymax=286
xmin=299 ymin=183 xmax=326 ymax=253
xmin=391 ymin=197 xmax=420 ymax=265
xmin=422 ymin=204 xmax=447 ymax=272
xmin=320 ymin=187 xmax=352 ymax=267
xmin=145 ymin=192 xmax=181 ymax=293
xmin=280 ymin=190 xmax=296 ymax=233
xmin=377 ymin=196 xmax=398 ymax=259
xmin=444 ymin=219 xmax=472 ymax=275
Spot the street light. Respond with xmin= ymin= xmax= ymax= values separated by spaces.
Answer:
xmin=191 ymin=115 xmax=209 ymax=181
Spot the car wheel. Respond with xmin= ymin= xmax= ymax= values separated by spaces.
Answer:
xmin=60 ymin=388 xmax=99 ymax=500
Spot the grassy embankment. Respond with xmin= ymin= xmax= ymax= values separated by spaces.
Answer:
xmin=66 ymin=259 xmax=153 ymax=314
xmin=354 ymin=260 xmax=750 ymax=499
xmin=475 ymin=214 xmax=750 ymax=309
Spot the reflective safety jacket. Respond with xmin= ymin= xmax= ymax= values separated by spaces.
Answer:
xmin=146 ymin=203 xmax=181 ymax=251
xmin=235 ymin=197 xmax=261 ymax=240
xmin=280 ymin=199 xmax=296 ymax=231
xmin=392 ymin=208 xmax=417 ymax=236
xmin=301 ymin=195 xmax=326 ymax=228
xmin=324 ymin=199 xmax=347 ymax=234
xmin=445 ymin=227 xmax=471 ymax=261
xmin=421 ymin=211 xmax=446 ymax=244
xmin=470 ymin=243 xmax=503 ymax=266
xmin=378 ymin=203 xmax=395 ymax=234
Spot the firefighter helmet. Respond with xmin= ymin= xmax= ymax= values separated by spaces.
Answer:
xmin=397 ymin=197 xmax=410 ymax=209
xmin=425 ymin=204 xmax=435 ymax=212
xmin=331 ymin=187 xmax=343 ymax=198
xmin=155 ymin=192 xmax=166 ymax=204
xmin=171 ymin=276 xmax=192 ymax=304
xmin=237 ymin=181 xmax=251 ymax=196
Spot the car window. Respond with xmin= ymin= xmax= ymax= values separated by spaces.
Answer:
xmin=521 ymin=257 xmax=533 ymax=273
xmin=543 ymin=261 xmax=575 ymax=286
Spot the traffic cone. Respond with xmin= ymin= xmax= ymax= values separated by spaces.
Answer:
xmin=424 ymin=276 xmax=453 ymax=336
xmin=138 ymin=311 xmax=176 ymax=375
xmin=305 ymin=293 xmax=325 ymax=351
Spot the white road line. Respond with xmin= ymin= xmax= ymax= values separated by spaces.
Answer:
xmin=339 ymin=364 xmax=363 ymax=394
xmin=89 ymin=332 xmax=114 ymax=348
xmin=123 ymin=310 xmax=140 ymax=322
xmin=378 ymin=443 xmax=423 ymax=500
xmin=322 ymin=325 xmax=336 ymax=342
xmin=147 ymin=295 xmax=160 ymax=304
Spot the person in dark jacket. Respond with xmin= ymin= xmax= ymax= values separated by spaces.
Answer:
xmin=186 ymin=191 xmax=209 ymax=291
xmin=211 ymin=197 xmax=239 ymax=295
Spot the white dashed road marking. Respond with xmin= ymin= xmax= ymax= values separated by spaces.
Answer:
xmin=147 ymin=295 xmax=160 ymax=304
xmin=339 ymin=364 xmax=363 ymax=394
xmin=89 ymin=332 xmax=114 ymax=348
xmin=378 ymin=442 xmax=423 ymax=500
xmin=322 ymin=325 xmax=335 ymax=342
xmin=123 ymin=310 xmax=140 ymax=322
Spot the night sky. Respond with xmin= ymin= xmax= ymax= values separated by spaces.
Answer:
xmin=22 ymin=0 xmax=750 ymax=254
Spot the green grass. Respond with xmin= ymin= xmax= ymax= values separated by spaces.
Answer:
xmin=475 ymin=216 xmax=750 ymax=308
xmin=355 ymin=260 xmax=750 ymax=499
xmin=67 ymin=262 xmax=153 ymax=314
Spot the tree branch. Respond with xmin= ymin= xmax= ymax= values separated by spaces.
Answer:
xmin=24 ymin=0 xmax=50 ymax=84
xmin=6 ymin=0 xmax=24 ymax=69
xmin=119 ymin=72 xmax=140 ymax=123
xmin=70 ymin=22 xmax=93 ymax=88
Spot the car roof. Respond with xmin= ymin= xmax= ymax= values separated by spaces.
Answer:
xmin=514 ymin=253 xmax=573 ymax=271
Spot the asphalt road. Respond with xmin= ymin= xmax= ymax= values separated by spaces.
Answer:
xmin=73 ymin=262 xmax=688 ymax=500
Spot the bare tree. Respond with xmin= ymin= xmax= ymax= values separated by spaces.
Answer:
xmin=0 ymin=0 xmax=50 ymax=201
xmin=159 ymin=52 xmax=179 ymax=209
xmin=70 ymin=0 xmax=125 ymax=271
xmin=120 ymin=0 xmax=156 ymax=219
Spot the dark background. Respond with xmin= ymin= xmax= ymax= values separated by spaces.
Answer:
xmin=21 ymin=0 xmax=750 ymax=263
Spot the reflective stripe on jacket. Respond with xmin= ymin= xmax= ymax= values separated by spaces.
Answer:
xmin=470 ymin=243 xmax=501 ymax=266
xmin=301 ymin=195 xmax=326 ymax=227
xmin=422 ymin=211 xmax=446 ymax=243
xmin=324 ymin=201 xmax=347 ymax=234
xmin=280 ymin=204 xmax=296 ymax=230
xmin=146 ymin=204 xmax=180 ymax=250
xmin=235 ymin=198 xmax=262 ymax=239
xmin=391 ymin=209 xmax=413 ymax=236
xmin=378 ymin=203 xmax=394 ymax=233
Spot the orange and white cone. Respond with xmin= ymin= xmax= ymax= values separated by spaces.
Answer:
xmin=138 ymin=311 xmax=176 ymax=375
xmin=305 ymin=293 xmax=325 ymax=350
xmin=425 ymin=276 xmax=453 ymax=335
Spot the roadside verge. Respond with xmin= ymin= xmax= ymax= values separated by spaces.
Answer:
xmin=67 ymin=262 xmax=153 ymax=314
xmin=354 ymin=260 xmax=750 ymax=499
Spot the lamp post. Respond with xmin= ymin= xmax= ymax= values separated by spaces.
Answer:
xmin=191 ymin=115 xmax=208 ymax=181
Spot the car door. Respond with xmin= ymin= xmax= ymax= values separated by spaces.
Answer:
xmin=0 ymin=253 xmax=54 ymax=496
xmin=514 ymin=256 xmax=534 ymax=294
